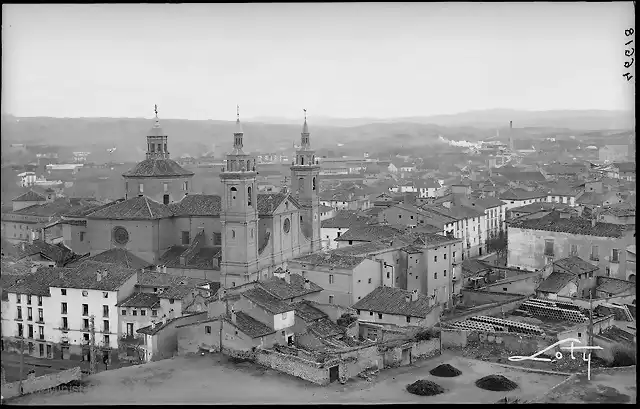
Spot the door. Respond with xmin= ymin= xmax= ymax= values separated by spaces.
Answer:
xmin=62 ymin=346 xmax=70 ymax=360
xmin=127 ymin=323 xmax=134 ymax=337
xmin=329 ymin=366 xmax=339 ymax=383
xmin=47 ymin=344 xmax=52 ymax=358
xmin=401 ymin=348 xmax=411 ymax=365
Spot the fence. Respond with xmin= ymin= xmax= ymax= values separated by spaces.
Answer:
xmin=1 ymin=366 xmax=82 ymax=400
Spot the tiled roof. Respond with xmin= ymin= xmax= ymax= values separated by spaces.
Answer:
xmin=600 ymin=203 xmax=636 ymax=217
xmin=7 ymin=240 xmax=74 ymax=266
xmin=168 ymin=195 xmax=221 ymax=216
xmin=536 ymin=271 xmax=575 ymax=293
xmin=352 ymin=286 xmax=435 ymax=318
xmin=499 ymin=171 xmax=547 ymax=183
xmin=241 ymin=287 xmax=293 ymax=314
xmin=415 ymin=179 xmax=441 ymax=189
xmin=116 ymin=292 xmax=160 ymax=308
xmin=320 ymin=210 xmax=375 ymax=228
xmin=87 ymin=196 xmax=174 ymax=220
xmin=122 ymin=158 xmax=195 ymax=177
xmin=509 ymin=211 xmax=627 ymax=238
xmin=465 ymin=196 xmax=505 ymax=210
xmin=596 ymin=277 xmax=635 ymax=295
xmin=407 ymin=231 xmax=459 ymax=246
xmin=62 ymin=200 xmax=122 ymax=217
xmin=308 ymin=317 xmax=344 ymax=338
xmin=291 ymin=300 xmax=327 ymax=322
xmin=231 ymin=311 xmax=275 ymax=338
xmin=599 ymin=326 xmax=635 ymax=344
xmin=613 ymin=162 xmax=635 ymax=173
xmin=71 ymin=248 xmax=150 ymax=270
xmin=10 ymin=198 xmax=94 ymax=218
xmin=138 ymin=312 xmax=208 ymax=336
xmin=159 ymin=245 xmax=221 ymax=270
xmin=509 ymin=202 xmax=571 ymax=214
xmin=331 ymin=240 xmax=394 ymax=256
xmin=462 ymin=259 xmax=492 ymax=278
xmin=5 ymin=267 xmax=61 ymax=296
xmin=553 ymin=256 xmax=599 ymax=276
xmin=334 ymin=224 xmax=406 ymax=243
xmin=256 ymin=193 xmax=298 ymax=216
xmin=12 ymin=190 xmax=47 ymax=202
xmin=259 ymin=274 xmax=323 ymax=300
xmin=402 ymin=245 xmax=422 ymax=254
xmin=51 ymin=261 xmax=138 ymax=291
xmin=499 ymin=189 xmax=548 ymax=200
xmin=136 ymin=270 xmax=214 ymax=289
xmin=292 ymin=252 xmax=366 ymax=269
xmin=157 ymin=285 xmax=198 ymax=300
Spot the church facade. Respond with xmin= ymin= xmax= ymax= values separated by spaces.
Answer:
xmin=81 ymin=108 xmax=322 ymax=288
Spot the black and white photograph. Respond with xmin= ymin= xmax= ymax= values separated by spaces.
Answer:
xmin=0 ymin=2 xmax=636 ymax=405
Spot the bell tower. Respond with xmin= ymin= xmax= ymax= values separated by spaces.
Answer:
xmin=219 ymin=106 xmax=260 ymax=288
xmin=146 ymin=105 xmax=170 ymax=159
xmin=290 ymin=109 xmax=322 ymax=252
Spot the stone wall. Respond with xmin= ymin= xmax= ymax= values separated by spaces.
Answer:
xmin=1 ymin=366 xmax=81 ymax=400
xmin=441 ymin=328 xmax=559 ymax=357
xmin=254 ymin=349 xmax=329 ymax=385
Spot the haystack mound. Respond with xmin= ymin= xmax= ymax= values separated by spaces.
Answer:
xmin=475 ymin=375 xmax=518 ymax=391
xmin=429 ymin=363 xmax=462 ymax=377
xmin=406 ymin=379 xmax=446 ymax=396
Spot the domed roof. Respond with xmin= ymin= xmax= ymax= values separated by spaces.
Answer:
xmin=122 ymin=158 xmax=194 ymax=178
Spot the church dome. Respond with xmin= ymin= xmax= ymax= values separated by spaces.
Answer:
xmin=123 ymin=158 xmax=194 ymax=178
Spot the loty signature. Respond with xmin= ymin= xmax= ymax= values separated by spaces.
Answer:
xmin=508 ymin=338 xmax=603 ymax=380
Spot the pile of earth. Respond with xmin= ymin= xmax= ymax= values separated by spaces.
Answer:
xmin=406 ymin=379 xmax=446 ymax=396
xmin=475 ymin=375 xmax=519 ymax=391
xmin=429 ymin=363 xmax=462 ymax=377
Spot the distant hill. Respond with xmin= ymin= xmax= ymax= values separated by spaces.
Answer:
xmin=1 ymin=109 xmax=633 ymax=163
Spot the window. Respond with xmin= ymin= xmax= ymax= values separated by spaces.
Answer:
xmin=544 ymin=239 xmax=554 ymax=256
xmin=61 ymin=302 xmax=67 ymax=314
xmin=39 ymin=325 xmax=44 ymax=340
xmin=82 ymin=290 xmax=88 ymax=297
xmin=378 ymin=313 xmax=383 ymax=319
xmin=169 ymin=299 xmax=175 ymax=304
xmin=434 ymin=273 xmax=437 ymax=279
xmin=27 ymin=307 xmax=32 ymax=321
xmin=329 ymin=275 xmax=334 ymax=284
xmin=386 ymin=271 xmax=390 ymax=279
xmin=83 ymin=319 xmax=89 ymax=330
xmin=37 ymin=296 xmax=42 ymax=306
xmin=27 ymin=295 xmax=32 ymax=305
xmin=181 ymin=231 xmax=190 ymax=245
xmin=406 ymin=316 xmax=411 ymax=323
xmin=104 ymin=335 xmax=110 ymax=346
xmin=132 ymin=310 xmax=137 ymax=316
xmin=61 ymin=289 xmax=66 ymax=296
xmin=139 ymin=183 xmax=144 ymax=193
xmin=444 ymin=253 xmax=447 ymax=260
xmin=611 ymin=249 xmax=619 ymax=263
xmin=606 ymin=267 xmax=611 ymax=276
xmin=28 ymin=324 xmax=34 ymax=338
xmin=369 ymin=311 xmax=373 ymax=316
xmin=39 ymin=343 xmax=44 ymax=357
xmin=80 ymin=232 xmax=85 ymax=242
xmin=17 ymin=323 xmax=23 ymax=337
xmin=183 ymin=181 xmax=189 ymax=191
xmin=328 ymin=295 xmax=334 ymax=304
xmin=434 ymin=256 xmax=437 ymax=262
xmin=453 ymin=251 xmax=456 ymax=259
xmin=570 ymin=244 xmax=578 ymax=256
xmin=82 ymin=304 xmax=89 ymax=316
xmin=588 ymin=272 xmax=593 ymax=278
xmin=444 ymin=269 xmax=447 ymax=277
xmin=104 ymin=320 xmax=110 ymax=333
xmin=103 ymin=305 xmax=109 ymax=317
xmin=16 ymin=294 xmax=21 ymax=304
xmin=141 ymin=309 xmax=146 ymax=316
xmin=103 ymin=292 xmax=108 ymax=298
xmin=163 ymin=194 xmax=170 ymax=205
xmin=121 ymin=309 xmax=127 ymax=316
xmin=62 ymin=317 xmax=68 ymax=330
xmin=248 ymin=186 xmax=252 ymax=206
xmin=577 ymin=332 xmax=582 ymax=338
xmin=591 ymin=245 xmax=599 ymax=261
xmin=368 ymin=278 xmax=372 ymax=284
xmin=152 ymin=310 xmax=158 ymax=316
xmin=205 ymin=326 xmax=212 ymax=334
xmin=213 ymin=232 xmax=222 ymax=245
xmin=17 ymin=306 xmax=22 ymax=320
xmin=503 ymin=287 xmax=508 ymax=291
xmin=38 ymin=309 xmax=43 ymax=323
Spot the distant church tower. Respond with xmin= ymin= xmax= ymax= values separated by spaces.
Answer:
xmin=290 ymin=110 xmax=322 ymax=252
xmin=508 ymin=120 xmax=514 ymax=152
xmin=219 ymin=106 xmax=260 ymax=288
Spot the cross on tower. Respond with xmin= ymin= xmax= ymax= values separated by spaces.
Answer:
xmin=154 ymin=104 xmax=158 ymax=117
xmin=237 ymin=105 xmax=240 ymax=120
xmin=304 ymin=108 xmax=307 ymax=121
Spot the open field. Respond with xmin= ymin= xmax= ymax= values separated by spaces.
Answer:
xmin=534 ymin=366 xmax=636 ymax=404
xmin=10 ymin=351 xmax=568 ymax=404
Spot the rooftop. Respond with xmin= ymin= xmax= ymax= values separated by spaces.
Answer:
xmin=536 ymin=271 xmax=576 ymax=293
xmin=5 ymin=239 xmax=74 ymax=266
xmin=70 ymin=248 xmax=150 ymax=270
xmin=461 ymin=258 xmax=492 ymax=278
xmin=12 ymin=190 xmax=47 ymax=202
xmin=136 ymin=270 xmax=213 ymax=289
xmin=499 ymin=189 xmax=548 ymax=200
xmin=291 ymin=251 xmax=366 ymax=269
xmin=553 ymin=256 xmax=599 ymax=276
xmin=138 ymin=312 xmax=208 ymax=336
xmin=169 ymin=195 xmax=222 ymax=217
xmin=5 ymin=267 xmax=60 ymax=296
xmin=241 ymin=287 xmax=293 ymax=314
xmin=51 ymin=261 xmax=138 ymax=291
xmin=334 ymin=224 xmax=406 ymax=243
xmin=256 ymin=193 xmax=300 ymax=216
xmin=509 ymin=211 xmax=628 ymax=238
xmin=259 ymin=274 xmax=323 ymax=300
xmin=122 ymin=158 xmax=195 ymax=178
xmin=116 ymin=292 xmax=160 ymax=308
xmin=596 ymin=276 xmax=635 ymax=296
xmin=320 ymin=210 xmax=375 ymax=228
xmin=87 ymin=196 xmax=174 ymax=220
xmin=290 ymin=300 xmax=328 ymax=322
xmin=159 ymin=245 xmax=221 ymax=270
xmin=330 ymin=240 xmax=396 ymax=256
xmin=231 ymin=311 xmax=275 ymax=338
xmin=509 ymin=202 xmax=572 ymax=214
xmin=352 ymin=286 xmax=435 ymax=318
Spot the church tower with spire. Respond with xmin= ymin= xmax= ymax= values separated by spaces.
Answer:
xmin=290 ymin=110 xmax=322 ymax=252
xmin=219 ymin=106 xmax=260 ymax=288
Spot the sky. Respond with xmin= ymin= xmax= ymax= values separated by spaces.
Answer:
xmin=2 ymin=2 xmax=635 ymax=120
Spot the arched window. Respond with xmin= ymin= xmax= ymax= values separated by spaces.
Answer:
xmin=247 ymin=160 xmax=251 ymax=171
xmin=312 ymin=177 xmax=316 ymax=191
xmin=232 ymin=230 xmax=236 ymax=239
xmin=248 ymin=186 xmax=252 ymax=206
xmin=301 ymin=156 xmax=304 ymax=165
xmin=230 ymin=187 xmax=237 ymax=201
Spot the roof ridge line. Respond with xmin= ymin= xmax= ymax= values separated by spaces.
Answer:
xmin=144 ymin=196 xmax=154 ymax=218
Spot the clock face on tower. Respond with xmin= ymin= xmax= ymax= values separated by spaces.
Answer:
xmin=112 ymin=226 xmax=130 ymax=245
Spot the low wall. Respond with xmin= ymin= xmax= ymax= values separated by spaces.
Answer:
xmin=444 ymin=295 xmax=531 ymax=323
xmin=1 ymin=366 xmax=82 ymax=400
xmin=254 ymin=349 xmax=329 ymax=386
xmin=441 ymin=328 xmax=559 ymax=357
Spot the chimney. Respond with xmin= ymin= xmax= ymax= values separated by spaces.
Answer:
xmin=162 ymin=265 xmax=167 ymax=274
xmin=405 ymin=294 xmax=411 ymax=303
xmin=411 ymin=289 xmax=419 ymax=302
xmin=21 ymin=242 xmax=26 ymax=251
xmin=31 ymin=265 xmax=38 ymax=273
xmin=156 ymin=265 xmax=161 ymax=273
xmin=284 ymin=270 xmax=291 ymax=285
xmin=304 ymin=279 xmax=311 ymax=290
xmin=97 ymin=272 xmax=102 ymax=282
xmin=231 ymin=308 xmax=237 ymax=324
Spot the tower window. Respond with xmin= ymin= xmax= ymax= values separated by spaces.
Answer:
xmin=163 ymin=194 xmax=170 ymax=205
xmin=150 ymin=144 xmax=155 ymax=153
xmin=230 ymin=187 xmax=237 ymax=201
xmin=312 ymin=177 xmax=316 ymax=191
xmin=183 ymin=181 xmax=189 ymax=191
xmin=301 ymin=156 xmax=304 ymax=165
xmin=248 ymin=186 xmax=252 ymax=206
xmin=247 ymin=160 xmax=251 ymax=171
xmin=232 ymin=230 xmax=236 ymax=239
xmin=164 ymin=143 xmax=167 ymax=152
